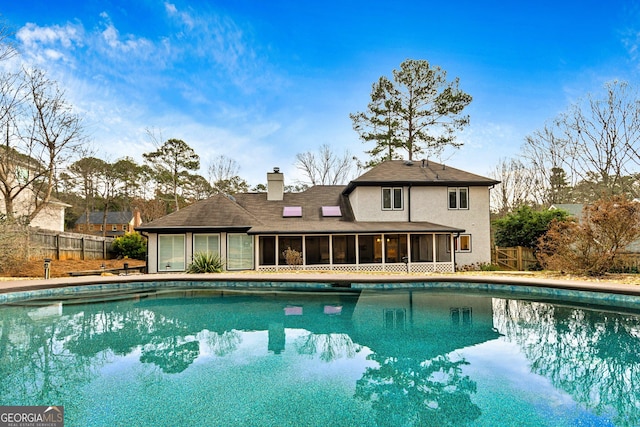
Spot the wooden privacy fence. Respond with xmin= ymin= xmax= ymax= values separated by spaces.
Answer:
xmin=29 ymin=230 xmax=115 ymax=261
xmin=492 ymin=246 xmax=537 ymax=271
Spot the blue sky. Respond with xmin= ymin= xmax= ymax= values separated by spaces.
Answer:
xmin=2 ymin=0 xmax=639 ymax=186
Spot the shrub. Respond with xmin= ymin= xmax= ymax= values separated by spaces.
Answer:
xmin=187 ymin=251 xmax=225 ymax=273
xmin=282 ymin=247 xmax=302 ymax=267
xmin=493 ymin=206 xmax=569 ymax=248
xmin=537 ymin=195 xmax=640 ymax=276
xmin=111 ymin=232 xmax=147 ymax=260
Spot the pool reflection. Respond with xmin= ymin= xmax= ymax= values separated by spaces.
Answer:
xmin=1 ymin=288 xmax=639 ymax=426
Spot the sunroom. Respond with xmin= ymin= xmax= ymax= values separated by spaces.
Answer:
xmin=254 ymin=232 xmax=458 ymax=273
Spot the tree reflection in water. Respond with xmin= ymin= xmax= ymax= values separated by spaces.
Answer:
xmin=494 ymin=299 xmax=640 ymax=427
xmin=295 ymin=333 xmax=362 ymax=362
xmin=1 ymin=288 xmax=639 ymax=426
xmin=355 ymin=353 xmax=480 ymax=426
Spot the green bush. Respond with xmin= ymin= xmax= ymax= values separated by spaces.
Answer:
xmin=493 ymin=206 xmax=569 ymax=248
xmin=187 ymin=251 xmax=225 ymax=273
xmin=111 ymin=232 xmax=147 ymax=260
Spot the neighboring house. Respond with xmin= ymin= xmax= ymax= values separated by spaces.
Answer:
xmin=0 ymin=146 xmax=70 ymax=232
xmin=137 ymin=160 xmax=498 ymax=273
xmin=74 ymin=209 xmax=143 ymax=237
xmin=549 ymin=203 xmax=584 ymax=221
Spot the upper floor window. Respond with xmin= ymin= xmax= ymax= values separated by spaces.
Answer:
xmin=382 ymin=187 xmax=403 ymax=210
xmin=448 ymin=187 xmax=469 ymax=210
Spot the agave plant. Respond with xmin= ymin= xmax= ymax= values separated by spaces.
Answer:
xmin=187 ymin=251 xmax=225 ymax=273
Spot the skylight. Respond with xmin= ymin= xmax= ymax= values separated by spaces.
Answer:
xmin=283 ymin=206 xmax=302 ymax=217
xmin=321 ymin=206 xmax=342 ymax=217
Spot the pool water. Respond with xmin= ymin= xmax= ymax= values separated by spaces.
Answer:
xmin=1 ymin=286 xmax=638 ymax=426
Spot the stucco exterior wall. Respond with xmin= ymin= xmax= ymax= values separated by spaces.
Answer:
xmin=349 ymin=185 xmax=493 ymax=266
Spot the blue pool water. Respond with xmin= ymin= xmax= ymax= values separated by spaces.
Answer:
xmin=0 ymin=283 xmax=639 ymax=426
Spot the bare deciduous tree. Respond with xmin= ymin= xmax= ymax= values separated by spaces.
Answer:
xmin=0 ymin=67 xmax=86 ymax=225
xmin=523 ymin=81 xmax=640 ymax=202
xmin=489 ymin=158 xmax=534 ymax=215
xmin=295 ymin=144 xmax=357 ymax=186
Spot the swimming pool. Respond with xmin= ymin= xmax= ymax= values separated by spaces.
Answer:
xmin=0 ymin=281 xmax=638 ymax=426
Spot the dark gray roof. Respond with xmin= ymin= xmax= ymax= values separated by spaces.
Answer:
xmin=343 ymin=159 xmax=499 ymax=195
xmin=75 ymin=211 xmax=133 ymax=225
xmin=137 ymin=160 xmax=492 ymax=234
xmin=137 ymin=186 xmax=462 ymax=234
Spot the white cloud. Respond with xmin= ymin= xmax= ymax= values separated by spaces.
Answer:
xmin=17 ymin=22 xmax=83 ymax=49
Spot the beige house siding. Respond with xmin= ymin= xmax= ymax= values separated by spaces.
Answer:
xmin=349 ymin=185 xmax=492 ymax=266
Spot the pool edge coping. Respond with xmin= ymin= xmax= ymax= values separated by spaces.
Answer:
xmin=1 ymin=272 xmax=640 ymax=297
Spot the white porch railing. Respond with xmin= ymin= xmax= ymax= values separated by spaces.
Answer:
xmin=256 ymin=262 xmax=454 ymax=274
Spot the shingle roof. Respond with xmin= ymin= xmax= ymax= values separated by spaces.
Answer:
xmin=75 ymin=211 xmax=133 ymax=225
xmin=343 ymin=159 xmax=499 ymax=195
xmin=137 ymin=160 xmax=495 ymax=234
xmin=137 ymin=186 xmax=463 ymax=234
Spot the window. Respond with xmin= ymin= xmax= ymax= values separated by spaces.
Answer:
xmin=305 ymin=236 xmax=329 ymax=265
xmin=259 ymin=236 xmax=276 ymax=266
xmin=448 ymin=187 xmax=469 ymax=209
xmin=332 ymin=235 xmax=356 ymax=264
xmin=384 ymin=309 xmax=406 ymax=330
xmin=278 ymin=236 xmax=303 ymax=265
xmin=15 ymin=167 xmax=28 ymax=184
xmin=123 ymin=225 xmax=128 ymax=232
xmin=384 ymin=234 xmax=407 ymax=263
xmin=359 ymin=235 xmax=382 ymax=263
xmin=158 ymin=235 xmax=186 ymax=271
xmin=112 ymin=225 xmax=118 ymax=231
xmin=382 ymin=187 xmax=403 ymax=210
xmin=194 ymin=234 xmax=220 ymax=257
xmin=451 ymin=307 xmax=472 ymax=327
xmin=283 ymin=206 xmax=302 ymax=217
xmin=227 ymin=234 xmax=254 ymax=270
xmin=410 ymin=234 xmax=433 ymax=262
xmin=454 ymin=234 xmax=471 ymax=252
xmin=321 ymin=206 xmax=342 ymax=217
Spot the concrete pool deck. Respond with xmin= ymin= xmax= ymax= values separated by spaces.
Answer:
xmin=1 ymin=271 xmax=640 ymax=297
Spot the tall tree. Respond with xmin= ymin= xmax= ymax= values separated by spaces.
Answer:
xmin=143 ymin=138 xmax=200 ymax=211
xmin=489 ymin=158 xmax=534 ymax=215
xmin=207 ymin=155 xmax=249 ymax=195
xmin=0 ymin=67 xmax=85 ymax=224
xmin=295 ymin=144 xmax=357 ymax=185
xmin=351 ymin=59 xmax=472 ymax=166
xmin=524 ymin=80 xmax=640 ymax=202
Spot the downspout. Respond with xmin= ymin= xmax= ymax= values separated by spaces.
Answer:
xmin=408 ymin=184 xmax=412 ymax=222
xmin=453 ymin=232 xmax=460 ymax=272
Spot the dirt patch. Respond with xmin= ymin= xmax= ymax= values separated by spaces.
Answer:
xmin=1 ymin=258 xmax=146 ymax=279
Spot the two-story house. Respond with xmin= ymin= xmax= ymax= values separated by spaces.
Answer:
xmin=0 ymin=146 xmax=70 ymax=232
xmin=74 ymin=209 xmax=143 ymax=237
xmin=137 ymin=160 xmax=498 ymax=273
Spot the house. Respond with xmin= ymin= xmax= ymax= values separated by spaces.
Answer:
xmin=74 ymin=209 xmax=143 ymax=237
xmin=137 ymin=160 xmax=498 ymax=273
xmin=0 ymin=146 xmax=70 ymax=232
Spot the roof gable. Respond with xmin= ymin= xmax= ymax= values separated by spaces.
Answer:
xmin=344 ymin=160 xmax=499 ymax=195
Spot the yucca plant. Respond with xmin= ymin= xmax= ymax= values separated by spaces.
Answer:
xmin=187 ymin=251 xmax=225 ymax=273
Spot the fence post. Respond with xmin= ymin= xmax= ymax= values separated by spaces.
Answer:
xmin=516 ymin=246 xmax=522 ymax=271
xmin=81 ymin=237 xmax=85 ymax=260
xmin=55 ymin=234 xmax=60 ymax=260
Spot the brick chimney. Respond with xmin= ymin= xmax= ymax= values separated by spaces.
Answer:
xmin=133 ymin=207 xmax=142 ymax=229
xmin=267 ymin=167 xmax=284 ymax=201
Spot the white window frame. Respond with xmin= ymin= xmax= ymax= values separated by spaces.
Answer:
xmin=448 ymin=187 xmax=469 ymax=210
xmin=193 ymin=233 xmax=221 ymax=257
xmin=158 ymin=234 xmax=186 ymax=271
xmin=227 ymin=233 xmax=254 ymax=270
xmin=382 ymin=187 xmax=403 ymax=211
